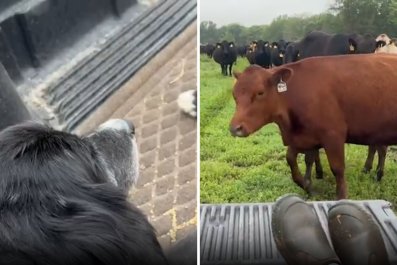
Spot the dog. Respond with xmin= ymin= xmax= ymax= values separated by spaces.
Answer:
xmin=0 ymin=119 xmax=169 ymax=265
xmin=177 ymin=89 xmax=197 ymax=118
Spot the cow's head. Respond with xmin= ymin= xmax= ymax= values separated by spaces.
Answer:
xmin=230 ymin=65 xmax=293 ymax=137
xmin=216 ymin=41 xmax=235 ymax=55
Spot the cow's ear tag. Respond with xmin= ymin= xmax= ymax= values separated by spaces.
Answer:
xmin=277 ymin=79 xmax=287 ymax=93
xmin=349 ymin=44 xmax=355 ymax=51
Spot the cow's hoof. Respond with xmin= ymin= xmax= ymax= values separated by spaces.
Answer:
xmin=375 ymin=170 xmax=384 ymax=182
xmin=362 ymin=166 xmax=371 ymax=174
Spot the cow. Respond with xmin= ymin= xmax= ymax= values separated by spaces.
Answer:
xmin=253 ymin=40 xmax=272 ymax=68
xmin=284 ymin=41 xmax=300 ymax=63
xmin=285 ymin=31 xmax=377 ymax=62
xmin=271 ymin=41 xmax=288 ymax=67
xmin=237 ymin=45 xmax=248 ymax=57
xmin=200 ymin=44 xmax=206 ymax=55
xmin=206 ymin=44 xmax=215 ymax=58
xmin=283 ymin=31 xmax=382 ymax=182
xmin=212 ymin=40 xmax=237 ymax=76
xmin=246 ymin=41 xmax=257 ymax=65
xmin=229 ymin=54 xmax=397 ymax=199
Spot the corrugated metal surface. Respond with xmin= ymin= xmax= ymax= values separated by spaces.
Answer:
xmin=201 ymin=201 xmax=397 ymax=265
xmin=44 ymin=0 xmax=196 ymax=131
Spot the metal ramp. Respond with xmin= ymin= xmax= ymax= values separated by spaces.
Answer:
xmin=201 ymin=201 xmax=397 ymax=265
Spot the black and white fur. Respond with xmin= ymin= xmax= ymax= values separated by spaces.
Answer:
xmin=177 ymin=89 xmax=197 ymax=118
xmin=0 ymin=119 xmax=168 ymax=265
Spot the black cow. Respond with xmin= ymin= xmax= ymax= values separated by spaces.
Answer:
xmin=206 ymin=44 xmax=215 ymax=58
xmin=270 ymin=40 xmax=289 ymax=66
xmin=237 ymin=45 xmax=247 ymax=57
xmin=200 ymin=44 xmax=206 ymax=55
xmin=246 ymin=41 xmax=257 ymax=64
xmin=253 ymin=40 xmax=272 ymax=68
xmin=284 ymin=41 xmax=300 ymax=63
xmin=290 ymin=31 xmax=376 ymax=60
xmin=212 ymin=41 xmax=237 ymax=76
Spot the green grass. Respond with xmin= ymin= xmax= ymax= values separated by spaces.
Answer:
xmin=200 ymin=55 xmax=397 ymax=207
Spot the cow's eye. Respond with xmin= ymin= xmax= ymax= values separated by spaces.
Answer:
xmin=257 ymin=91 xmax=265 ymax=97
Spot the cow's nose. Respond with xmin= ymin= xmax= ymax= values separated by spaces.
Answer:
xmin=230 ymin=124 xmax=246 ymax=137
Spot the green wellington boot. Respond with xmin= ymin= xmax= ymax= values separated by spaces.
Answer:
xmin=271 ymin=194 xmax=341 ymax=265
xmin=328 ymin=202 xmax=390 ymax=265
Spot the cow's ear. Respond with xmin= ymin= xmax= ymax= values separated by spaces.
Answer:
xmin=270 ymin=67 xmax=293 ymax=86
xmin=233 ymin=71 xmax=241 ymax=80
xmin=216 ymin=42 xmax=222 ymax=48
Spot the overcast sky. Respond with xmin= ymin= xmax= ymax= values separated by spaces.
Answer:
xmin=200 ymin=0 xmax=334 ymax=27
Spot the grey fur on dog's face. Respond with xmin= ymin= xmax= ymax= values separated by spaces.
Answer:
xmin=86 ymin=119 xmax=139 ymax=193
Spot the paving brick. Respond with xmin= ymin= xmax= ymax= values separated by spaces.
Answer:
xmin=177 ymin=164 xmax=196 ymax=185
xmin=155 ymin=175 xmax=175 ymax=196
xmin=176 ymin=182 xmax=196 ymax=205
xmin=179 ymin=131 xmax=196 ymax=151
xmin=141 ymin=123 xmax=159 ymax=138
xmin=145 ymin=95 xmax=162 ymax=110
xmin=163 ymin=103 xmax=179 ymax=116
xmin=176 ymin=203 xmax=196 ymax=225
xmin=178 ymin=119 xmax=196 ymax=134
xmin=158 ymin=158 xmax=175 ymax=178
xmin=140 ymin=136 xmax=157 ymax=153
xmin=140 ymin=151 xmax=156 ymax=169
xmin=160 ymin=128 xmax=177 ymax=145
xmin=163 ymin=88 xmax=179 ymax=103
xmin=158 ymin=142 xmax=176 ymax=161
xmin=136 ymin=167 xmax=156 ymax=188
xmin=158 ymin=234 xmax=172 ymax=250
xmin=132 ymin=185 xmax=153 ymax=206
xmin=161 ymin=113 xmax=179 ymax=130
xmin=136 ymin=203 xmax=152 ymax=219
xmin=153 ymin=193 xmax=174 ymax=216
xmin=179 ymin=148 xmax=196 ymax=168
xmin=176 ymin=224 xmax=197 ymax=241
xmin=151 ymin=214 xmax=173 ymax=236
xmin=142 ymin=109 xmax=161 ymax=124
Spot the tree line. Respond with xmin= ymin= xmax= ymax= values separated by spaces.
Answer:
xmin=200 ymin=0 xmax=397 ymax=45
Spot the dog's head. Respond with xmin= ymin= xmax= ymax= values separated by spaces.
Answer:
xmin=0 ymin=119 xmax=168 ymax=265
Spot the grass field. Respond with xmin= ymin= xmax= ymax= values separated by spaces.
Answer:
xmin=200 ymin=55 xmax=397 ymax=207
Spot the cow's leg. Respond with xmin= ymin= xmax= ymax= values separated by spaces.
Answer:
xmin=286 ymin=146 xmax=310 ymax=192
xmin=323 ymin=142 xmax=346 ymax=200
xmin=314 ymin=149 xmax=323 ymax=179
xmin=375 ymin=145 xmax=387 ymax=181
xmin=363 ymin=145 xmax=376 ymax=173
xmin=228 ymin=64 xmax=233 ymax=76
xmin=304 ymin=150 xmax=315 ymax=184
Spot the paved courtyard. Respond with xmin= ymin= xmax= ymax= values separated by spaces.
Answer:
xmin=76 ymin=22 xmax=197 ymax=250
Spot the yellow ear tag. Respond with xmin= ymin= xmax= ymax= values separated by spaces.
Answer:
xmin=217 ymin=44 xmax=221 ymax=48
xmin=279 ymin=53 xmax=284 ymax=58
xmin=349 ymin=44 xmax=355 ymax=51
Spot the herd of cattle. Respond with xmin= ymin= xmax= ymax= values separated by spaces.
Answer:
xmin=202 ymin=30 xmax=397 ymax=199
xmin=200 ymin=31 xmax=397 ymax=76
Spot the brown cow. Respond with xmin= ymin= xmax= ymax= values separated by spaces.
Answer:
xmin=230 ymin=54 xmax=397 ymax=199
